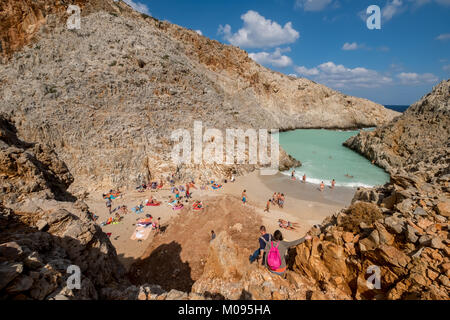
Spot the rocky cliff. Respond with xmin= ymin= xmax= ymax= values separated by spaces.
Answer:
xmin=0 ymin=114 xmax=126 ymax=299
xmin=290 ymin=81 xmax=450 ymax=299
xmin=344 ymin=80 xmax=449 ymax=181
xmin=0 ymin=0 xmax=398 ymax=191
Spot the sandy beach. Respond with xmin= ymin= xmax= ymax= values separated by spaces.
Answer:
xmin=85 ymin=170 xmax=356 ymax=271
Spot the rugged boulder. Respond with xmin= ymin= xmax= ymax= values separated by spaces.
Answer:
xmin=0 ymin=115 xmax=125 ymax=300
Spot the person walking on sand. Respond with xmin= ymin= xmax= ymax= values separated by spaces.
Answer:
xmin=242 ymin=190 xmax=247 ymax=205
xmin=262 ymin=230 xmax=312 ymax=276
xmin=291 ymin=170 xmax=296 ymax=180
xmin=185 ymin=183 xmax=191 ymax=199
xmin=331 ymin=179 xmax=336 ymax=189
xmin=264 ymin=199 xmax=271 ymax=213
xmin=320 ymin=181 xmax=325 ymax=192
xmin=249 ymin=226 xmax=271 ymax=265
xmin=302 ymin=174 xmax=306 ymax=183
xmin=211 ymin=230 xmax=216 ymax=241
xmin=106 ymin=198 xmax=112 ymax=214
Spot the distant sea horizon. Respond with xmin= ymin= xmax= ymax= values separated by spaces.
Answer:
xmin=384 ymin=105 xmax=409 ymax=113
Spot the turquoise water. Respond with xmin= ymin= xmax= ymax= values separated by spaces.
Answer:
xmin=277 ymin=129 xmax=390 ymax=188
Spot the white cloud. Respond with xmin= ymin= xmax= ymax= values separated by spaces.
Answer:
xmin=123 ymin=0 xmax=151 ymax=15
xmin=218 ymin=10 xmax=300 ymax=48
xmin=249 ymin=48 xmax=293 ymax=68
xmin=195 ymin=30 xmax=203 ymax=36
xmin=342 ymin=42 xmax=360 ymax=50
xmin=382 ymin=0 xmax=404 ymax=21
xmin=295 ymin=0 xmax=333 ymax=11
xmin=294 ymin=66 xmax=320 ymax=76
xmin=295 ymin=62 xmax=393 ymax=88
xmin=443 ymin=64 xmax=450 ymax=72
xmin=360 ymin=0 xmax=450 ymax=22
xmin=377 ymin=46 xmax=390 ymax=52
xmin=436 ymin=33 xmax=450 ymax=41
xmin=397 ymin=72 xmax=439 ymax=84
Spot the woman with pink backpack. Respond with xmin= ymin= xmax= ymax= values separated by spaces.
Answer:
xmin=262 ymin=230 xmax=312 ymax=276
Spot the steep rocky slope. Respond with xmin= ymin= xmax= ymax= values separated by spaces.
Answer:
xmin=0 ymin=0 xmax=398 ymax=191
xmin=0 ymin=114 xmax=126 ymax=299
xmin=345 ymin=80 xmax=449 ymax=180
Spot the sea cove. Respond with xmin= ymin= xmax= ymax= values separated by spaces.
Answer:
xmin=277 ymin=129 xmax=390 ymax=188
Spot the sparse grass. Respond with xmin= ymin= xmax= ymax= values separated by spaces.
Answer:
xmin=341 ymin=201 xmax=383 ymax=233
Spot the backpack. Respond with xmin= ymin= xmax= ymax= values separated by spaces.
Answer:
xmin=261 ymin=235 xmax=282 ymax=270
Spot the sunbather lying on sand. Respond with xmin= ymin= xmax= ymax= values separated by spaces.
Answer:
xmin=278 ymin=219 xmax=299 ymax=230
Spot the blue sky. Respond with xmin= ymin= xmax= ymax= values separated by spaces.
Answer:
xmin=122 ymin=0 xmax=450 ymax=105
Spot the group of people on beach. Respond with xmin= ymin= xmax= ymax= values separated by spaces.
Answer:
xmin=248 ymin=225 xmax=312 ymax=276
xmin=264 ymin=192 xmax=286 ymax=212
xmin=319 ymin=179 xmax=336 ymax=192
xmin=292 ymin=169 xmax=337 ymax=192
xmin=136 ymin=180 xmax=164 ymax=192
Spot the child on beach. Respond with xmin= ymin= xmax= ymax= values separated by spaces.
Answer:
xmin=291 ymin=170 xmax=296 ymax=180
xmin=320 ymin=181 xmax=325 ymax=192
xmin=242 ymin=190 xmax=247 ymax=205
xmin=331 ymin=179 xmax=336 ymax=189
xmin=302 ymin=174 xmax=306 ymax=183
xmin=264 ymin=199 xmax=271 ymax=213
xmin=279 ymin=194 xmax=285 ymax=208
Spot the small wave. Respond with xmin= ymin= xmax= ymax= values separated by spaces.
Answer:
xmin=281 ymin=171 xmax=376 ymax=188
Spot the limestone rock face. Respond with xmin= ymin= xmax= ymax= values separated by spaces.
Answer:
xmin=344 ymin=80 xmax=449 ymax=182
xmin=0 ymin=0 xmax=398 ymax=191
xmin=0 ymin=115 xmax=125 ymax=300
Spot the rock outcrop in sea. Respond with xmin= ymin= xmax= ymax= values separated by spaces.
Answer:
xmin=0 ymin=0 xmax=398 ymax=192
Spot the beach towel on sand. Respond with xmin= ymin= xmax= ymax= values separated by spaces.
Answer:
xmin=130 ymin=226 xmax=152 ymax=241
xmin=146 ymin=202 xmax=161 ymax=207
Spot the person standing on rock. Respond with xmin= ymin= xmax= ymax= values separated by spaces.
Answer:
xmin=262 ymin=230 xmax=312 ymax=276
xmin=249 ymin=226 xmax=271 ymax=265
